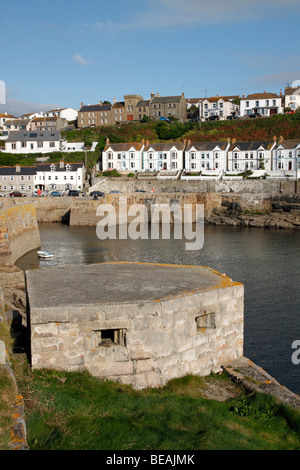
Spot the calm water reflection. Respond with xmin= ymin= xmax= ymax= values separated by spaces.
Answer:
xmin=16 ymin=223 xmax=300 ymax=395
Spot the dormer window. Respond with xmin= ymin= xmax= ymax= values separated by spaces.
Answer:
xmin=65 ymin=164 xmax=71 ymax=171
xmin=50 ymin=164 xmax=56 ymax=171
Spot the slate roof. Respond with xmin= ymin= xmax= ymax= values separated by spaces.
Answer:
xmin=104 ymin=142 xmax=144 ymax=152
xmin=275 ymin=139 xmax=300 ymax=149
xmin=150 ymin=95 xmax=184 ymax=104
xmin=0 ymin=166 xmax=36 ymax=175
xmin=36 ymin=163 xmax=84 ymax=172
xmin=136 ymin=100 xmax=150 ymax=107
xmin=144 ymin=142 xmax=185 ymax=152
xmin=229 ymin=141 xmax=275 ymax=151
xmin=186 ymin=141 xmax=229 ymax=152
xmin=6 ymin=131 xmax=60 ymax=142
xmin=79 ymin=104 xmax=112 ymax=113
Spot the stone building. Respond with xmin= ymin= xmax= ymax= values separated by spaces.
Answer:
xmin=149 ymin=93 xmax=187 ymax=122
xmin=26 ymin=262 xmax=244 ymax=389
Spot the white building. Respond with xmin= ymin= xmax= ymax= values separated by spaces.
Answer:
xmin=102 ymin=140 xmax=145 ymax=172
xmin=284 ymin=87 xmax=300 ymax=111
xmin=35 ymin=161 xmax=85 ymax=192
xmin=200 ymin=97 xmax=239 ymax=120
xmin=43 ymin=107 xmax=78 ymax=122
xmin=240 ymin=92 xmax=283 ymax=117
xmin=273 ymin=138 xmax=300 ymax=171
xmin=227 ymin=140 xmax=276 ymax=172
xmin=143 ymin=141 xmax=185 ymax=171
xmin=4 ymin=130 xmax=61 ymax=153
xmin=184 ymin=140 xmax=230 ymax=173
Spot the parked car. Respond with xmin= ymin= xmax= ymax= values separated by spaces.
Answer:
xmin=110 ymin=190 xmax=122 ymax=194
xmin=9 ymin=191 xmax=26 ymax=197
xmin=206 ymin=115 xmax=219 ymax=121
xmin=159 ymin=117 xmax=171 ymax=123
xmin=134 ymin=189 xmax=146 ymax=193
xmin=32 ymin=190 xmax=45 ymax=197
xmin=67 ymin=190 xmax=85 ymax=197
xmin=0 ymin=193 xmax=6 ymax=197
xmin=226 ymin=115 xmax=239 ymax=120
xmin=90 ymin=191 xmax=105 ymax=197
xmin=50 ymin=191 xmax=62 ymax=197
xmin=249 ymin=113 xmax=261 ymax=118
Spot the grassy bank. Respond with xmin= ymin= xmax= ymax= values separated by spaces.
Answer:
xmin=13 ymin=361 xmax=300 ymax=450
xmin=0 ymin=315 xmax=17 ymax=450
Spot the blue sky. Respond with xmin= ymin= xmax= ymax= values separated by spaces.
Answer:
xmin=1 ymin=0 xmax=300 ymax=116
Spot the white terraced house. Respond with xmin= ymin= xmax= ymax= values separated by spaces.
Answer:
xmin=184 ymin=140 xmax=230 ymax=173
xmin=273 ymin=139 xmax=300 ymax=172
xmin=35 ymin=161 xmax=85 ymax=192
xmin=143 ymin=141 xmax=185 ymax=171
xmin=102 ymin=140 xmax=145 ymax=172
xmin=227 ymin=140 xmax=276 ymax=172
xmin=4 ymin=130 xmax=61 ymax=153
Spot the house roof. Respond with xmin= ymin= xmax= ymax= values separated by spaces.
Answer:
xmin=186 ymin=141 xmax=229 ymax=151
xmin=32 ymin=116 xmax=58 ymax=122
xmin=112 ymin=102 xmax=125 ymax=109
xmin=275 ymin=139 xmax=300 ymax=149
xmin=45 ymin=108 xmax=67 ymax=113
xmin=136 ymin=100 xmax=150 ymax=107
xmin=79 ymin=104 xmax=112 ymax=113
xmin=0 ymin=166 xmax=36 ymax=175
xmin=104 ymin=142 xmax=144 ymax=152
xmin=0 ymin=114 xmax=17 ymax=118
xmin=6 ymin=131 xmax=61 ymax=142
xmin=230 ymin=141 xmax=274 ymax=151
xmin=284 ymin=87 xmax=300 ymax=96
xmin=3 ymin=119 xmax=30 ymax=127
xmin=36 ymin=162 xmax=84 ymax=172
xmin=144 ymin=142 xmax=185 ymax=152
xmin=150 ymin=95 xmax=185 ymax=104
xmin=244 ymin=92 xmax=280 ymax=100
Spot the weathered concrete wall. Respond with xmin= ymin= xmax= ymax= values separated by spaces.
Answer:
xmin=91 ymin=177 xmax=299 ymax=197
xmin=69 ymin=193 xmax=221 ymax=226
xmin=26 ymin=262 xmax=244 ymax=389
xmin=0 ymin=204 xmax=40 ymax=265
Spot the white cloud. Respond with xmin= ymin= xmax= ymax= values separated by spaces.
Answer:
xmin=136 ymin=0 xmax=300 ymax=28
xmin=82 ymin=0 xmax=300 ymax=34
xmin=0 ymin=98 xmax=63 ymax=117
xmin=73 ymin=53 xmax=93 ymax=66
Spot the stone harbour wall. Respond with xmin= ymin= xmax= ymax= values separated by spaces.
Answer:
xmin=0 ymin=204 xmax=40 ymax=266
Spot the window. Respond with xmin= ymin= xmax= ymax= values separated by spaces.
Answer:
xmin=21 ymin=142 xmax=26 ymax=148
xmin=95 ymin=329 xmax=126 ymax=347
xmin=50 ymin=142 xmax=55 ymax=148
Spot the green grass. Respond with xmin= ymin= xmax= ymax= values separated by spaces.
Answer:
xmin=0 ymin=317 xmax=17 ymax=450
xmin=14 ymin=366 xmax=300 ymax=451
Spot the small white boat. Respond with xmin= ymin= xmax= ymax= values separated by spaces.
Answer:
xmin=38 ymin=250 xmax=53 ymax=259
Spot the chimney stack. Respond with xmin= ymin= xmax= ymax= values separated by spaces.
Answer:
xmin=15 ymin=164 xmax=20 ymax=173
xmin=59 ymin=160 xmax=64 ymax=169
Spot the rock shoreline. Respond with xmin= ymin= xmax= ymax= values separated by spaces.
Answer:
xmin=206 ymin=206 xmax=300 ymax=230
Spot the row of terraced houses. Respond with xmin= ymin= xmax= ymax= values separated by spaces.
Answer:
xmin=101 ymin=137 xmax=300 ymax=174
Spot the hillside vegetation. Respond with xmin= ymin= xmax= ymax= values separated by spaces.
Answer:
xmin=62 ymin=113 xmax=300 ymax=151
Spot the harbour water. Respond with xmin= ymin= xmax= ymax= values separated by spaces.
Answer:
xmin=16 ymin=223 xmax=300 ymax=396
